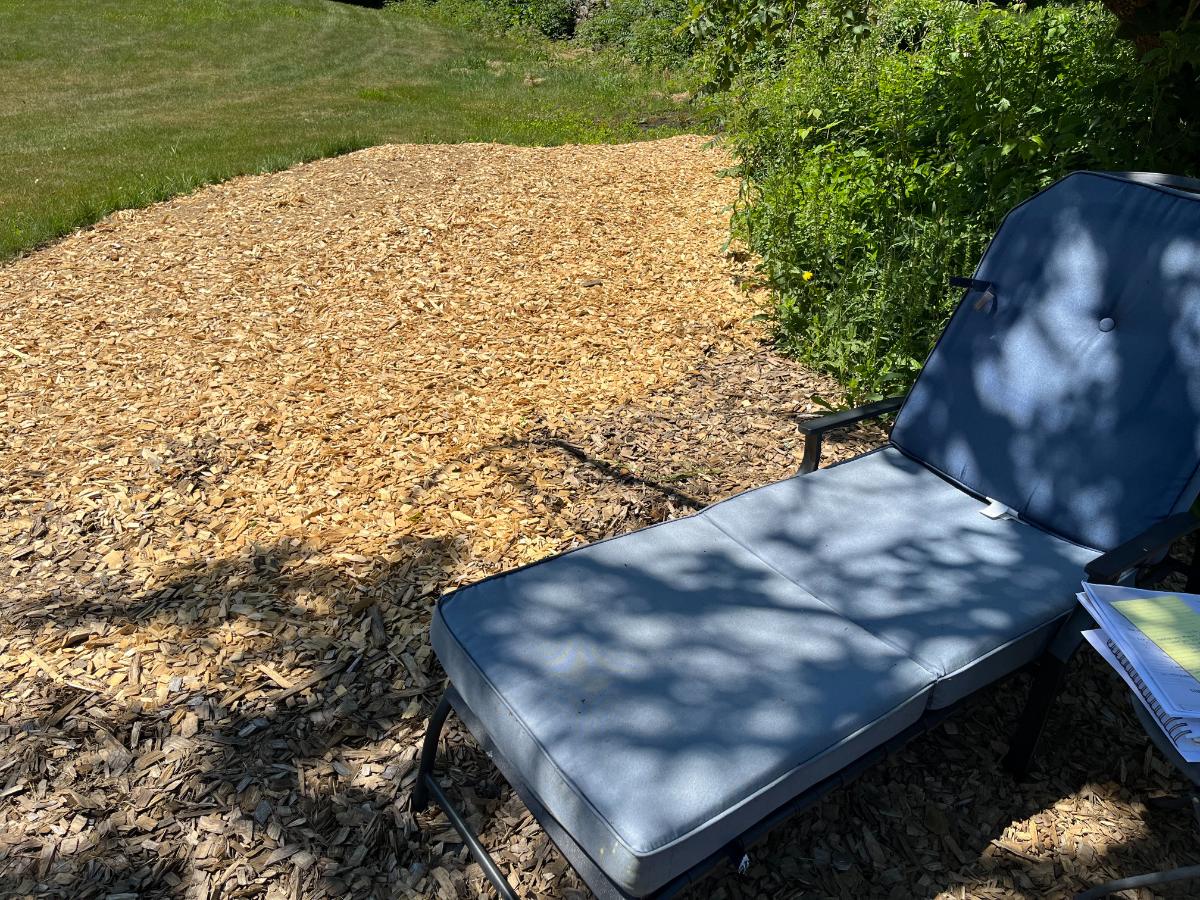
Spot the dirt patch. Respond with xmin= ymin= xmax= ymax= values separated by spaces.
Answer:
xmin=0 ymin=135 xmax=1197 ymax=900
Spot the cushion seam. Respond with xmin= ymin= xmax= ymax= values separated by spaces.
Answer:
xmin=699 ymin=515 xmax=941 ymax=678
xmin=701 ymin=467 xmax=1098 ymax=678
xmin=886 ymin=442 xmax=1102 ymax=553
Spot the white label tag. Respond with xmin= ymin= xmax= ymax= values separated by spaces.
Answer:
xmin=980 ymin=498 xmax=1017 ymax=521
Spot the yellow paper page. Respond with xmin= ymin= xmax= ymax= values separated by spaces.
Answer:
xmin=1112 ymin=595 xmax=1200 ymax=681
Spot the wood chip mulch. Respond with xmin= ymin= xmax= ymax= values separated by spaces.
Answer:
xmin=1 ymin=135 xmax=1198 ymax=900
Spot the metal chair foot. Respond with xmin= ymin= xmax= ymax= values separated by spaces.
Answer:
xmin=411 ymin=693 xmax=452 ymax=814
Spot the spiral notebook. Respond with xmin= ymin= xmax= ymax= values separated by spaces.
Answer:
xmin=1079 ymin=585 xmax=1200 ymax=717
xmin=1082 ymin=628 xmax=1200 ymax=762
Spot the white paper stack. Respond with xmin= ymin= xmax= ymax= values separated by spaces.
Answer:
xmin=1079 ymin=583 xmax=1200 ymax=763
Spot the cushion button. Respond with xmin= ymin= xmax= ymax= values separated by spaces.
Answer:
xmin=1099 ymin=317 xmax=1115 ymax=332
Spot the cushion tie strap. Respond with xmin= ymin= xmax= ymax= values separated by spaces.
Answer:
xmin=950 ymin=276 xmax=997 ymax=311
xmin=980 ymin=497 xmax=1018 ymax=521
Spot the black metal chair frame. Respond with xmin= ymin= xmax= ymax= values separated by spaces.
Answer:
xmin=411 ymin=398 xmax=1200 ymax=900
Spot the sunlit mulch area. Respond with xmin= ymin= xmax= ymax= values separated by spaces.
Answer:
xmin=1 ymin=136 xmax=1198 ymax=899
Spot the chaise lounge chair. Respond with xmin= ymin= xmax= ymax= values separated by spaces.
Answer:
xmin=412 ymin=170 xmax=1200 ymax=899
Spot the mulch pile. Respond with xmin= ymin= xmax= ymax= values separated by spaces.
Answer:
xmin=1 ymin=136 xmax=1198 ymax=899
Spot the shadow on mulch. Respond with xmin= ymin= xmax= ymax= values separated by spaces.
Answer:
xmin=727 ymin=647 xmax=1200 ymax=899
xmin=5 ymin=535 xmax=461 ymax=898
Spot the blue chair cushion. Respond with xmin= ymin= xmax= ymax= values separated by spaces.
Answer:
xmin=432 ymin=513 xmax=935 ymax=896
xmin=704 ymin=447 xmax=1099 ymax=708
xmin=891 ymin=172 xmax=1200 ymax=551
xmin=431 ymin=447 xmax=1101 ymax=894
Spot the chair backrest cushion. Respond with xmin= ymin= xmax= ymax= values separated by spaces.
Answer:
xmin=891 ymin=171 xmax=1200 ymax=551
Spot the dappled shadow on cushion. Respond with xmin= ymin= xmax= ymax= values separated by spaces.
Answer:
xmin=436 ymin=513 xmax=932 ymax=891
xmin=892 ymin=173 xmax=1200 ymax=552
xmin=429 ymin=441 xmax=1098 ymax=894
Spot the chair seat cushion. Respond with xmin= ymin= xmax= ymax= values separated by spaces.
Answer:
xmin=704 ymin=446 xmax=1100 ymax=707
xmin=432 ymin=515 xmax=935 ymax=896
xmin=432 ymin=447 xmax=1100 ymax=894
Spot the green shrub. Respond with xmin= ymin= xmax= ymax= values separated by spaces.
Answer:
xmin=389 ymin=0 xmax=504 ymax=31
xmin=578 ymin=0 xmax=694 ymax=66
xmin=513 ymin=0 xmax=578 ymax=37
xmin=718 ymin=0 xmax=1200 ymax=400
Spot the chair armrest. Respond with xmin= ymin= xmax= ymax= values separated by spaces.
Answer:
xmin=797 ymin=395 xmax=905 ymax=474
xmin=1084 ymin=512 xmax=1200 ymax=585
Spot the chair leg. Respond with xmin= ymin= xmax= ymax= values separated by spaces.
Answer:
xmin=1004 ymin=655 xmax=1070 ymax=777
xmin=410 ymin=691 xmax=519 ymax=900
xmin=411 ymin=693 xmax=451 ymax=814
xmin=1004 ymin=605 xmax=1092 ymax=777
xmin=422 ymin=775 xmax=519 ymax=900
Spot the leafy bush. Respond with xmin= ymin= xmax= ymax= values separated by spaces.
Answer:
xmin=715 ymin=0 xmax=1200 ymax=399
xmin=685 ymin=0 xmax=810 ymax=88
xmin=513 ymin=0 xmax=578 ymax=37
xmin=578 ymin=0 xmax=694 ymax=66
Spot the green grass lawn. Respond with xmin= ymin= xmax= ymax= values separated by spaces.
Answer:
xmin=0 ymin=0 xmax=694 ymax=261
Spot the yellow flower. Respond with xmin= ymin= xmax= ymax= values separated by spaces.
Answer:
xmin=802 ymin=270 xmax=814 ymax=281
